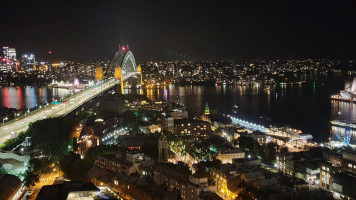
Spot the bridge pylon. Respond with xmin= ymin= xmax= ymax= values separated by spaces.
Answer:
xmin=137 ymin=65 xmax=143 ymax=85
xmin=114 ymin=66 xmax=124 ymax=94
xmin=95 ymin=66 xmax=103 ymax=81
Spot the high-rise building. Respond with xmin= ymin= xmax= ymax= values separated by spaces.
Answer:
xmin=22 ymin=54 xmax=35 ymax=65
xmin=3 ymin=47 xmax=16 ymax=60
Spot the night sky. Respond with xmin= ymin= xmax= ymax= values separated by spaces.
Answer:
xmin=1 ymin=0 xmax=356 ymax=62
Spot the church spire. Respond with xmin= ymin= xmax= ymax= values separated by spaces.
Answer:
xmin=204 ymin=101 xmax=210 ymax=115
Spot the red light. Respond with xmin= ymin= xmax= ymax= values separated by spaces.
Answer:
xmin=49 ymin=51 xmax=52 ymax=54
xmin=1 ymin=58 xmax=6 ymax=61
xmin=121 ymin=46 xmax=126 ymax=51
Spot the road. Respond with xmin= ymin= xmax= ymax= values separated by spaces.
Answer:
xmin=23 ymin=168 xmax=63 ymax=200
xmin=0 ymin=78 xmax=118 ymax=144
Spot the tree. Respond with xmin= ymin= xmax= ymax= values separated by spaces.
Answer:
xmin=122 ymin=110 xmax=140 ymax=135
xmin=83 ymin=145 xmax=121 ymax=164
xmin=72 ymin=138 xmax=78 ymax=153
xmin=27 ymin=118 xmax=76 ymax=156
xmin=29 ymin=158 xmax=50 ymax=173
xmin=237 ymin=136 xmax=263 ymax=157
xmin=59 ymin=153 xmax=89 ymax=181
xmin=263 ymin=142 xmax=278 ymax=162
xmin=76 ymin=110 xmax=90 ymax=120
xmin=23 ymin=169 xmax=39 ymax=187
xmin=0 ymin=131 xmax=27 ymax=151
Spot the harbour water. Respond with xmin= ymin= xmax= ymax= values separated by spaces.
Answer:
xmin=143 ymin=73 xmax=356 ymax=143
xmin=0 ymin=73 xmax=355 ymax=143
xmin=0 ymin=86 xmax=72 ymax=110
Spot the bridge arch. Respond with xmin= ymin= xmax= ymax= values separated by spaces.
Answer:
xmin=105 ymin=49 xmax=137 ymax=78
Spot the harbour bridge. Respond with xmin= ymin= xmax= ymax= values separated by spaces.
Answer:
xmin=95 ymin=46 xmax=142 ymax=93
xmin=0 ymin=47 xmax=142 ymax=143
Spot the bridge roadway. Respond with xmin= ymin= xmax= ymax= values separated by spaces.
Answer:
xmin=0 ymin=78 xmax=119 ymax=144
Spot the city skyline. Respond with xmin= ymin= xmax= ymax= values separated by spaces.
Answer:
xmin=2 ymin=1 xmax=356 ymax=200
xmin=1 ymin=0 xmax=356 ymax=61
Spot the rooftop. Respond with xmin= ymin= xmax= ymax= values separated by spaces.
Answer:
xmin=36 ymin=181 xmax=99 ymax=200
xmin=0 ymin=174 xmax=22 ymax=200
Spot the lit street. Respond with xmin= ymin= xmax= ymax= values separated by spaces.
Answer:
xmin=23 ymin=168 xmax=62 ymax=200
xmin=0 ymin=79 xmax=118 ymax=144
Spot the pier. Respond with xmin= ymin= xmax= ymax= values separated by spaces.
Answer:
xmin=330 ymin=94 xmax=356 ymax=103
xmin=230 ymin=116 xmax=313 ymax=151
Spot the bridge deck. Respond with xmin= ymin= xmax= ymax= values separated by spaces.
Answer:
xmin=0 ymin=79 xmax=119 ymax=144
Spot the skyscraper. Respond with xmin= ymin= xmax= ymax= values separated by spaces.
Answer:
xmin=3 ymin=47 xmax=16 ymax=60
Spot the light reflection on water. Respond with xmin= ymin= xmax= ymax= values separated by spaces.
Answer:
xmin=139 ymin=77 xmax=356 ymax=142
xmin=0 ymin=86 xmax=72 ymax=110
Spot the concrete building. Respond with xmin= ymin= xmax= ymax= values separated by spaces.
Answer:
xmin=78 ymin=117 xmax=123 ymax=154
xmin=294 ymin=160 xmax=320 ymax=186
xmin=3 ymin=47 xmax=16 ymax=60
xmin=112 ymin=173 xmax=180 ymax=200
xmin=250 ymin=131 xmax=267 ymax=145
xmin=158 ymin=135 xmax=168 ymax=163
xmin=168 ymin=109 xmax=188 ymax=119
xmin=36 ymin=181 xmax=99 ymax=200
xmin=211 ymin=164 xmax=241 ymax=200
xmin=154 ymin=167 xmax=209 ymax=200
xmin=95 ymin=151 xmax=154 ymax=176
xmin=342 ymin=152 xmax=356 ymax=175
xmin=240 ymin=171 xmax=265 ymax=184
xmin=320 ymin=161 xmax=342 ymax=191
xmin=161 ymin=113 xmax=174 ymax=133
xmin=216 ymin=149 xmax=245 ymax=164
xmin=332 ymin=173 xmax=356 ymax=199
xmin=173 ymin=118 xmax=212 ymax=138
xmin=212 ymin=116 xmax=233 ymax=129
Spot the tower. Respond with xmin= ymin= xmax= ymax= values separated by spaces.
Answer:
xmin=158 ymin=135 xmax=168 ymax=163
xmin=137 ymin=65 xmax=143 ymax=85
xmin=95 ymin=66 xmax=103 ymax=81
xmin=114 ymin=66 xmax=122 ymax=80
xmin=114 ymin=66 xmax=124 ymax=94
